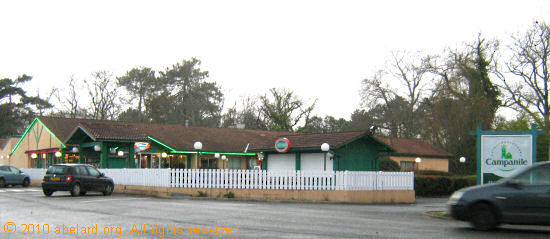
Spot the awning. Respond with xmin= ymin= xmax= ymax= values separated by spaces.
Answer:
xmin=25 ymin=148 xmax=61 ymax=154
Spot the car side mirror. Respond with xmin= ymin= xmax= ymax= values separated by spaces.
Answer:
xmin=100 ymin=172 xmax=105 ymax=177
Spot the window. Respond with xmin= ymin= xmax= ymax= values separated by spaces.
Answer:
xmin=87 ymin=167 xmax=101 ymax=177
xmin=0 ymin=166 xmax=9 ymax=172
xmin=228 ymin=158 xmax=241 ymax=169
xmin=75 ymin=166 xmax=89 ymax=176
xmin=9 ymin=166 xmax=21 ymax=174
xmin=514 ymin=165 xmax=550 ymax=185
xmin=400 ymin=161 xmax=415 ymax=171
xmin=46 ymin=166 xmax=68 ymax=174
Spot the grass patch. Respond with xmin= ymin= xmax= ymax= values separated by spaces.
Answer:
xmin=425 ymin=211 xmax=449 ymax=220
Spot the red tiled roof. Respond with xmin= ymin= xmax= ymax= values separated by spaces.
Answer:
xmin=249 ymin=131 xmax=393 ymax=151
xmin=377 ymin=137 xmax=452 ymax=157
xmin=38 ymin=116 xmax=282 ymax=153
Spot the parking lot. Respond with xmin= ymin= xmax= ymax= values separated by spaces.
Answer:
xmin=1 ymin=187 xmax=549 ymax=239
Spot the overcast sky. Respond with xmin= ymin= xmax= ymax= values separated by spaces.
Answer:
xmin=1 ymin=0 xmax=549 ymax=120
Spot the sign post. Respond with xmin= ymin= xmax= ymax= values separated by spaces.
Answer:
xmin=471 ymin=124 xmax=542 ymax=185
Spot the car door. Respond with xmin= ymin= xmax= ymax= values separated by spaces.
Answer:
xmin=74 ymin=166 xmax=94 ymax=191
xmin=86 ymin=166 xmax=104 ymax=191
xmin=500 ymin=164 xmax=550 ymax=225
xmin=8 ymin=166 xmax=25 ymax=184
xmin=0 ymin=165 xmax=16 ymax=185
xmin=0 ymin=166 xmax=15 ymax=184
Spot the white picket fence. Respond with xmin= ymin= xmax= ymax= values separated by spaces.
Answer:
xmin=170 ymin=169 xmax=413 ymax=191
xmin=21 ymin=168 xmax=414 ymax=191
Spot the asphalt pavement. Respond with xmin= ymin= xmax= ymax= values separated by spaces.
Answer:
xmin=0 ymin=186 xmax=549 ymax=239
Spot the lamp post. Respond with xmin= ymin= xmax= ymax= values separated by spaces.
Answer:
xmin=321 ymin=143 xmax=330 ymax=171
xmin=194 ymin=141 xmax=202 ymax=169
xmin=415 ymin=157 xmax=422 ymax=171
xmin=214 ymin=153 xmax=220 ymax=168
xmin=221 ymin=155 xmax=227 ymax=169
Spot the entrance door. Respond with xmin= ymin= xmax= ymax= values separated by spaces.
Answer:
xmin=267 ymin=154 xmax=295 ymax=170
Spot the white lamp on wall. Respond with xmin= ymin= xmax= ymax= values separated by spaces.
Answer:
xmin=94 ymin=144 xmax=101 ymax=152
xmin=321 ymin=143 xmax=330 ymax=171
xmin=194 ymin=141 xmax=203 ymax=150
xmin=72 ymin=147 xmax=79 ymax=153
xmin=459 ymin=157 xmax=466 ymax=163
xmin=55 ymin=151 xmax=62 ymax=158
xmin=117 ymin=151 xmax=124 ymax=157
xmin=31 ymin=153 xmax=37 ymax=159
xmin=161 ymin=152 xmax=168 ymax=158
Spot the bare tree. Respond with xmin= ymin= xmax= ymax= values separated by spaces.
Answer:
xmin=54 ymin=76 xmax=86 ymax=118
xmin=86 ymin=71 xmax=119 ymax=120
xmin=497 ymin=21 xmax=550 ymax=128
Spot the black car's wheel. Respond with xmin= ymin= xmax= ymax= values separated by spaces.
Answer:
xmin=43 ymin=190 xmax=53 ymax=197
xmin=0 ymin=178 xmax=5 ymax=188
xmin=103 ymin=183 xmax=113 ymax=196
xmin=70 ymin=183 xmax=81 ymax=197
xmin=22 ymin=178 xmax=30 ymax=187
xmin=470 ymin=203 xmax=498 ymax=231
xmin=79 ymin=191 xmax=87 ymax=196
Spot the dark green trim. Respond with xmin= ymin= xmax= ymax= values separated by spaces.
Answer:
xmin=385 ymin=153 xmax=453 ymax=159
xmin=147 ymin=136 xmax=176 ymax=151
xmin=170 ymin=150 xmax=256 ymax=156
xmin=262 ymin=154 xmax=268 ymax=170
xmin=295 ymin=152 xmax=301 ymax=170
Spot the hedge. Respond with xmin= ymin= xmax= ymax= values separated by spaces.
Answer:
xmin=414 ymin=175 xmax=476 ymax=197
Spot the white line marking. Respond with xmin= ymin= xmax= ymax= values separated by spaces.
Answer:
xmin=80 ymin=197 xmax=141 ymax=203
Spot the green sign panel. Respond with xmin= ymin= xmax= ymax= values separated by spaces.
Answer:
xmin=481 ymin=135 xmax=531 ymax=184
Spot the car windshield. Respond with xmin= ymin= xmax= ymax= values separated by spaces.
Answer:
xmin=46 ymin=166 xmax=69 ymax=174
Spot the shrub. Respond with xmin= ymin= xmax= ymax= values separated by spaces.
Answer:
xmin=415 ymin=175 xmax=476 ymax=197
xmin=197 ymin=191 xmax=207 ymax=197
xmin=379 ymin=158 xmax=400 ymax=171
xmin=223 ymin=191 xmax=235 ymax=198
xmin=415 ymin=170 xmax=452 ymax=176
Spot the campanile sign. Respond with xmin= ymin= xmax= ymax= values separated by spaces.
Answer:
xmin=472 ymin=124 xmax=542 ymax=184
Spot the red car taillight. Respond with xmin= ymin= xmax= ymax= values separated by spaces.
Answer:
xmin=66 ymin=174 xmax=72 ymax=182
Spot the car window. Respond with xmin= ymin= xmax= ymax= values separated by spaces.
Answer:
xmin=515 ymin=165 xmax=550 ymax=185
xmin=9 ymin=167 xmax=21 ymax=174
xmin=0 ymin=166 xmax=9 ymax=172
xmin=75 ymin=166 xmax=89 ymax=176
xmin=87 ymin=166 xmax=101 ymax=177
xmin=46 ymin=166 xmax=68 ymax=174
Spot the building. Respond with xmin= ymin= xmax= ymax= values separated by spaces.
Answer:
xmin=378 ymin=137 xmax=452 ymax=172
xmin=0 ymin=136 xmax=20 ymax=165
xmin=250 ymin=131 xmax=395 ymax=171
xmin=10 ymin=117 xmax=447 ymax=173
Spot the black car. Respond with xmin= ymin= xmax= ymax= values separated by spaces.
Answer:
xmin=447 ymin=161 xmax=550 ymax=230
xmin=42 ymin=164 xmax=114 ymax=197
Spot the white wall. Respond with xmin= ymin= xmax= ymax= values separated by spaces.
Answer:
xmin=267 ymin=153 xmax=295 ymax=170
xmin=301 ymin=153 xmax=333 ymax=171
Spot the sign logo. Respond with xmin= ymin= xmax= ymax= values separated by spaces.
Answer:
xmin=482 ymin=136 xmax=532 ymax=184
xmin=274 ymin=138 xmax=291 ymax=153
xmin=134 ymin=142 xmax=151 ymax=151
